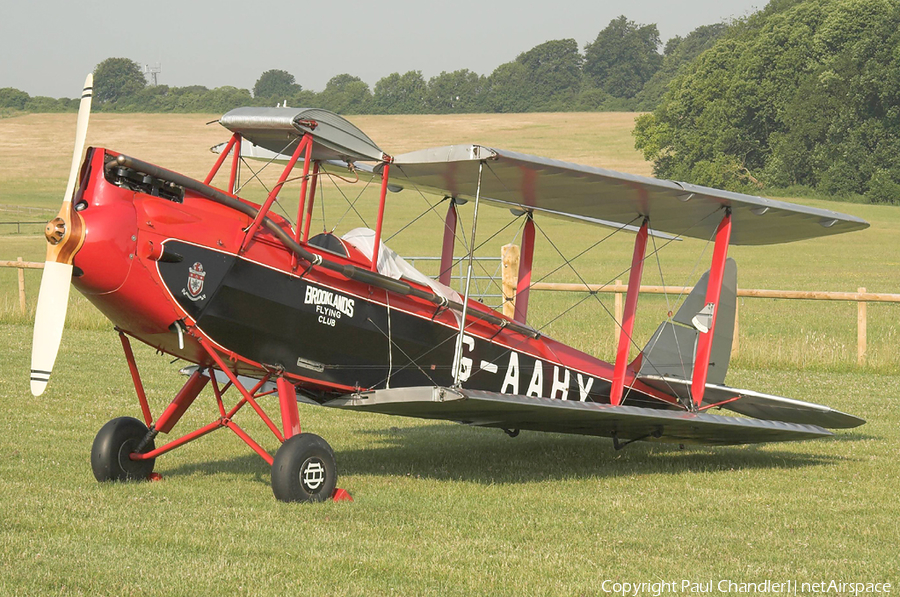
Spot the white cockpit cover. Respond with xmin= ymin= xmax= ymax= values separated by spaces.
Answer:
xmin=341 ymin=228 xmax=461 ymax=307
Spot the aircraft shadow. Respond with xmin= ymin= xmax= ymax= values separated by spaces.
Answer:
xmin=159 ymin=453 xmax=274 ymax=485
xmin=155 ymin=423 xmax=860 ymax=487
xmin=334 ymin=424 xmax=847 ymax=485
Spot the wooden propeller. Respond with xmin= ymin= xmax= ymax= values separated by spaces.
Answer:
xmin=30 ymin=73 xmax=92 ymax=396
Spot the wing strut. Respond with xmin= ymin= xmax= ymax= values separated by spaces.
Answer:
xmin=611 ymin=218 xmax=649 ymax=405
xmin=371 ymin=159 xmax=393 ymax=271
xmin=691 ymin=210 xmax=732 ymax=409
xmin=514 ymin=213 xmax=535 ymax=324
xmin=241 ymin=134 xmax=309 ymax=252
xmin=203 ymin=132 xmax=241 ymax=190
xmin=300 ymin=161 xmax=321 ymax=243
xmin=439 ymin=198 xmax=459 ymax=286
xmin=453 ymin=161 xmax=485 ymax=385
xmin=293 ymin=139 xmax=315 ymax=244
xmin=228 ymin=134 xmax=242 ymax=194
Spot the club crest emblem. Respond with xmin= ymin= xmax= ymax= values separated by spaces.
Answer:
xmin=183 ymin=262 xmax=207 ymax=301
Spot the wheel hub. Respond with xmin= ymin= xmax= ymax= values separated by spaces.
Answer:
xmin=300 ymin=457 xmax=326 ymax=493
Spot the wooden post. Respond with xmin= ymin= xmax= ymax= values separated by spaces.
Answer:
xmin=17 ymin=257 xmax=26 ymax=315
xmin=858 ymin=287 xmax=867 ymax=365
xmin=613 ymin=279 xmax=623 ymax=338
xmin=501 ymin=244 xmax=520 ymax=319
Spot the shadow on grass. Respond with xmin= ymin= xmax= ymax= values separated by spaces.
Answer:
xmin=335 ymin=424 xmax=850 ymax=484
xmin=157 ymin=452 xmax=274 ymax=485
xmin=155 ymin=422 xmax=856 ymax=487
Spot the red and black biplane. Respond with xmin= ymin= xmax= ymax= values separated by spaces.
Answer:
xmin=31 ymin=75 xmax=868 ymax=502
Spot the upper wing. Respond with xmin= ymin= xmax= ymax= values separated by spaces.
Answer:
xmin=214 ymin=109 xmax=867 ymax=245
xmin=382 ymin=145 xmax=868 ymax=245
xmin=219 ymin=107 xmax=385 ymax=163
xmin=324 ymin=386 xmax=834 ymax=445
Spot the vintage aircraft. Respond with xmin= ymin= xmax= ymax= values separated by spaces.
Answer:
xmin=31 ymin=74 xmax=868 ymax=502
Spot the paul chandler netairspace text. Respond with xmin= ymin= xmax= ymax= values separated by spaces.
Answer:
xmin=599 ymin=579 xmax=892 ymax=596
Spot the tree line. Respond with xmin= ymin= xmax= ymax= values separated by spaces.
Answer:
xmin=0 ymin=16 xmax=725 ymax=116
xmin=3 ymin=2 xmax=897 ymax=204
xmin=634 ymin=0 xmax=900 ymax=203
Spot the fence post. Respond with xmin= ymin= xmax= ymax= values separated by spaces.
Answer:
xmin=17 ymin=257 xmax=26 ymax=315
xmin=858 ymin=287 xmax=867 ymax=365
xmin=501 ymin=244 xmax=520 ymax=319
xmin=613 ymin=279 xmax=623 ymax=337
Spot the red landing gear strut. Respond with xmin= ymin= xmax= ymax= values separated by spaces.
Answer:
xmin=90 ymin=331 xmax=352 ymax=503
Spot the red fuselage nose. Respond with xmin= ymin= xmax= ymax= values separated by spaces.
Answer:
xmin=71 ymin=149 xmax=185 ymax=348
xmin=72 ymin=150 xmax=139 ymax=295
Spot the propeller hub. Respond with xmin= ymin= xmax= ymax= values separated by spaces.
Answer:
xmin=45 ymin=217 xmax=67 ymax=245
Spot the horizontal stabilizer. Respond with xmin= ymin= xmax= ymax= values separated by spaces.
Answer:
xmin=325 ymin=386 xmax=833 ymax=445
xmin=638 ymin=375 xmax=864 ymax=429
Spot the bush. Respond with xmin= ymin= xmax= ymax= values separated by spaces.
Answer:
xmin=0 ymin=88 xmax=30 ymax=110
xmin=865 ymin=170 xmax=900 ymax=205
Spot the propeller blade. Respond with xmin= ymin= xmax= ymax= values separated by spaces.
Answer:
xmin=29 ymin=73 xmax=93 ymax=396
xmin=62 ymin=73 xmax=93 ymax=207
xmin=31 ymin=263 xmax=73 ymax=396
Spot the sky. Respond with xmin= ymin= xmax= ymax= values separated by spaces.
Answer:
xmin=2 ymin=0 xmax=763 ymax=98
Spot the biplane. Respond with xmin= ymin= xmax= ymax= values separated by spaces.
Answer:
xmin=31 ymin=74 xmax=868 ymax=502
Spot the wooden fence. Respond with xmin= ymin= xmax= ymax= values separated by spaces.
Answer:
xmin=4 ymin=252 xmax=900 ymax=365
xmin=498 ymin=245 xmax=900 ymax=365
xmin=0 ymin=258 xmax=43 ymax=316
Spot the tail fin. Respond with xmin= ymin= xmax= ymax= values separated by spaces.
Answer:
xmin=637 ymin=258 xmax=737 ymax=385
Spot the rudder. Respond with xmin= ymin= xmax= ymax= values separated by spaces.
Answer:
xmin=637 ymin=258 xmax=737 ymax=386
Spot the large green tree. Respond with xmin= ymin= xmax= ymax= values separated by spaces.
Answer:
xmin=515 ymin=39 xmax=583 ymax=110
xmin=583 ymin=16 xmax=662 ymax=99
xmin=426 ymin=69 xmax=485 ymax=113
xmin=253 ymin=69 xmax=301 ymax=100
xmin=483 ymin=62 xmax=532 ymax=113
xmin=634 ymin=23 xmax=728 ymax=110
xmin=317 ymin=74 xmax=372 ymax=114
xmin=93 ymin=58 xmax=146 ymax=104
xmin=634 ymin=0 xmax=900 ymax=201
xmin=373 ymin=71 xmax=427 ymax=114
xmin=484 ymin=39 xmax=582 ymax=113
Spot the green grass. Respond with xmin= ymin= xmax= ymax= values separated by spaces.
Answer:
xmin=1 ymin=324 xmax=898 ymax=595
xmin=1 ymin=113 xmax=898 ymax=595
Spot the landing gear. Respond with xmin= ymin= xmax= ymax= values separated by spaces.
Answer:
xmin=91 ymin=417 xmax=156 ymax=481
xmin=271 ymin=434 xmax=337 ymax=503
xmin=106 ymin=335 xmax=351 ymax=501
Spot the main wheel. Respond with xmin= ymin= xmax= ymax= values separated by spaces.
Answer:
xmin=271 ymin=434 xmax=337 ymax=503
xmin=91 ymin=417 xmax=156 ymax=482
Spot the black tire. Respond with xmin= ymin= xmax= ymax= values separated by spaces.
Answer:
xmin=271 ymin=434 xmax=337 ymax=503
xmin=91 ymin=417 xmax=156 ymax=482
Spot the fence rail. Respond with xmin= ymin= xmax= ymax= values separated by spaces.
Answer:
xmin=0 ymin=204 xmax=55 ymax=217
xmin=4 ymin=255 xmax=898 ymax=364
xmin=525 ymin=281 xmax=900 ymax=364
xmin=406 ymin=256 xmax=503 ymax=300
xmin=496 ymin=244 xmax=898 ymax=365
xmin=0 ymin=221 xmax=47 ymax=233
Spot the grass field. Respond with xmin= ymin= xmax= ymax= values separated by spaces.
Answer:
xmin=1 ymin=112 xmax=898 ymax=596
